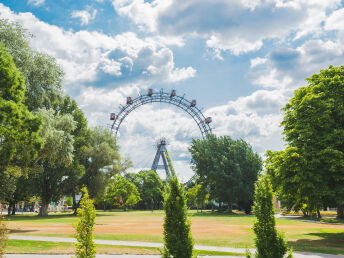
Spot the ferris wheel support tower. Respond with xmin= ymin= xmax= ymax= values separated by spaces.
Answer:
xmin=109 ymin=89 xmax=213 ymax=180
xmin=151 ymin=138 xmax=175 ymax=179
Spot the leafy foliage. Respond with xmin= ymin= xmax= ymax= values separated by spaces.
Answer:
xmin=249 ymin=176 xmax=292 ymax=258
xmin=0 ymin=42 xmax=41 ymax=206
xmin=266 ymin=66 xmax=344 ymax=218
xmin=74 ymin=187 xmax=96 ymax=258
xmin=0 ymin=19 xmax=63 ymax=111
xmin=82 ymin=126 xmax=120 ymax=198
xmin=105 ymin=175 xmax=140 ymax=210
xmin=32 ymin=108 xmax=76 ymax=216
xmin=189 ymin=134 xmax=262 ymax=213
xmin=126 ymin=170 xmax=163 ymax=210
xmin=0 ymin=215 xmax=8 ymax=257
xmin=59 ymin=96 xmax=90 ymax=213
xmin=187 ymin=184 xmax=209 ymax=212
xmin=162 ymin=176 xmax=193 ymax=257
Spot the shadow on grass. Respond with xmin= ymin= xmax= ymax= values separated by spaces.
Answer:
xmin=6 ymin=212 xmax=110 ymax=221
xmin=191 ymin=211 xmax=250 ymax=218
xmin=9 ymin=229 xmax=39 ymax=234
xmin=5 ymin=213 xmax=76 ymax=221
xmin=97 ymin=209 xmax=157 ymax=213
xmin=288 ymin=232 xmax=344 ymax=255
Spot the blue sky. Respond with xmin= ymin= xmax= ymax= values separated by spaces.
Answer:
xmin=1 ymin=0 xmax=344 ymax=181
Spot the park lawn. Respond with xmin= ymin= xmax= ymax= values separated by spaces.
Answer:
xmin=6 ymin=240 xmax=243 ymax=256
xmin=5 ymin=210 xmax=344 ymax=255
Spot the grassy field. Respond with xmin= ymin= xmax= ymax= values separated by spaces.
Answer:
xmin=5 ymin=210 xmax=344 ymax=255
xmin=7 ymin=240 xmax=242 ymax=256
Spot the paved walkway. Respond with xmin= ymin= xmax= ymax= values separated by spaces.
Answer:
xmin=8 ymin=235 xmax=344 ymax=258
xmin=6 ymin=255 xmax=239 ymax=258
xmin=275 ymin=214 xmax=344 ymax=225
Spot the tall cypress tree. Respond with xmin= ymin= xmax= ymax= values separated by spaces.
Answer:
xmin=250 ymin=175 xmax=292 ymax=258
xmin=74 ymin=187 xmax=96 ymax=258
xmin=162 ymin=176 xmax=194 ymax=257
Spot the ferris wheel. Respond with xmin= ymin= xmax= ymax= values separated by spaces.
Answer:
xmin=109 ymin=88 xmax=213 ymax=179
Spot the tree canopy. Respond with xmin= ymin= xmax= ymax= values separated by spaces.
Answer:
xmin=82 ymin=126 xmax=120 ymax=198
xmin=126 ymin=170 xmax=164 ymax=210
xmin=0 ymin=43 xmax=41 ymax=204
xmin=189 ymin=134 xmax=262 ymax=213
xmin=0 ymin=19 xmax=63 ymax=111
xmin=266 ymin=65 xmax=344 ymax=218
xmin=105 ymin=175 xmax=141 ymax=211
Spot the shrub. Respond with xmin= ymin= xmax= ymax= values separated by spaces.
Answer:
xmin=0 ymin=215 xmax=8 ymax=258
xmin=248 ymin=175 xmax=293 ymax=258
xmin=162 ymin=176 xmax=194 ymax=257
xmin=74 ymin=187 xmax=96 ymax=258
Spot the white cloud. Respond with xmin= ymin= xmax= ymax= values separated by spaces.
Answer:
xmin=207 ymin=36 xmax=263 ymax=56
xmin=248 ymin=37 xmax=344 ymax=90
xmin=27 ymin=0 xmax=45 ymax=7
xmin=207 ymin=89 xmax=289 ymax=154
xmin=250 ymin=57 xmax=267 ymax=68
xmin=0 ymin=4 xmax=196 ymax=88
xmin=112 ymin=0 xmax=342 ymax=55
xmin=325 ymin=8 xmax=344 ymax=31
xmin=72 ymin=9 xmax=97 ymax=26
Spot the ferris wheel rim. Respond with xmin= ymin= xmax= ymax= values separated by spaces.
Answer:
xmin=110 ymin=89 xmax=212 ymax=139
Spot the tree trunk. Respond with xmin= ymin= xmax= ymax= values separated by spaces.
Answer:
xmin=11 ymin=204 xmax=16 ymax=215
xmin=337 ymin=204 xmax=344 ymax=219
xmin=302 ymin=209 xmax=308 ymax=217
xmin=9 ymin=201 xmax=16 ymax=215
xmin=73 ymin=194 xmax=78 ymax=215
xmin=228 ymin=202 xmax=233 ymax=213
xmin=7 ymin=203 xmax=12 ymax=216
xmin=317 ymin=209 xmax=321 ymax=219
xmin=39 ymin=202 xmax=49 ymax=216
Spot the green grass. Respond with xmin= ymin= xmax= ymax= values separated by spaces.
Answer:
xmin=295 ymin=216 xmax=344 ymax=224
xmin=6 ymin=210 xmax=344 ymax=255
xmin=6 ymin=240 xmax=243 ymax=256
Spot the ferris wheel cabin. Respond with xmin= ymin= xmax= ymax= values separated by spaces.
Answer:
xmin=147 ymin=89 xmax=153 ymax=96
xmin=110 ymin=113 xmax=116 ymax=120
xmin=190 ymin=100 xmax=197 ymax=107
xmin=127 ymin=97 xmax=133 ymax=104
xmin=205 ymin=117 xmax=212 ymax=124
xmin=170 ymin=90 xmax=176 ymax=98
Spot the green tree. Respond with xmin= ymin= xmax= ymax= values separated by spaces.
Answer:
xmin=82 ymin=126 xmax=120 ymax=198
xmin=59 ymin=96 xmax=90 ymax=214
xmin=189 ymin=135 xmax=262 ymax=213
xmin=266 ymin=66 xmax=344 ymax=218
xmin=105 ymin=175 xmax=140 ymax=211
xmin=249 ymin=175 xmax=292 ymax=258
xmin=0 ymin=43 xmax=41 ymax=209
xmin=74 ymin=187 xmax=96 ymax=258
xmin=187 ymin=184 xmax=209 ymax=212
xmin=131 ymin=170 xmax=163 ymax=210
xmin=33 ymin=108 xmax=76 ymax=216
xmin=0 ymin=215 xmax=8 ymax=257
xmin=186 ymin=185 xmax=198 ymax=209
xmin=0 ymin=19 xmax=65 ymax=214
xmin=0 ymin=19 xmax=63 ymax=111
xmin=65 ymin=196 xmax=73 ymax=206
xmin=162 ymin=176 xmax=193 ymax=257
